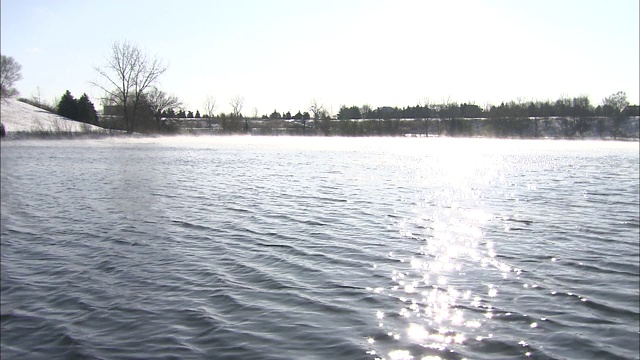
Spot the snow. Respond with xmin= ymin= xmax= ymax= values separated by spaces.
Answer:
xmin=1 ymin=98 xmax=104 ymax=134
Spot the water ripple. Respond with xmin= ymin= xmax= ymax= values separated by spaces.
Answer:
xmin=1 ymin=137 xmax=638 ymax=360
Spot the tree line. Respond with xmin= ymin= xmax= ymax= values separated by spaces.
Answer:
xmin=2 ymin=46 xmax=638 ymax=139
xmin=336 ymin=93 xmax=636 ymax=121
xmin=88 ymin=41 xmax=638 ymax=138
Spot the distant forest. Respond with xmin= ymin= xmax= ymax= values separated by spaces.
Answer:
xmin=4 ymin=42 xmax=638 ymax=139
xmin=89 ymin=43 xmax=638 ymax=139
xmin=17 ymin=90 xmax=640 ymax=140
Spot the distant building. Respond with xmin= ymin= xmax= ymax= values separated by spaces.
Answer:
xmin=102 ymin=105 xmax=121 ymax=116
xmin=378 ymin=106 xmax=395 ymax=114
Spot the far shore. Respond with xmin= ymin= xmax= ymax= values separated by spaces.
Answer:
xmin=2 ymin=130 xmax=638 ymax=142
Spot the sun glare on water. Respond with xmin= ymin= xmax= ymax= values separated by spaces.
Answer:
xmin=362 ymin=141 xmax=534 ymax=359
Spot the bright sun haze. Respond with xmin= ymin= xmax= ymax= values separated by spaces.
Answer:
xmin=1 ymin=0 xmax=638 ymax=115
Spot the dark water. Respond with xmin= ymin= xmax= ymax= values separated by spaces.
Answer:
xmin=1 ymin=137 xmax=638 ymax=360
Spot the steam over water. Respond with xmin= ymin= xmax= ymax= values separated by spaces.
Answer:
xmin=1 ymin=137 xmax=638 ymax=360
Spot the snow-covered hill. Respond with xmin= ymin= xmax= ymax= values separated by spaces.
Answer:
xmin=1 ymin=98 xmax=104 ymax=134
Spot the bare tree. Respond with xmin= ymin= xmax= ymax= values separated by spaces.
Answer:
xmin=229 ymin=95 xmax=244 ymax=118
xmin=602 ymin=91 xmax=629 ymax=114
xmin=309 ymin=98 xmax=326 ymax=121
xmin=229 ymin=95 xmax=247 ymax=132
xmin=203 ymin=95 xmax=217 ymax=130
xmin=93 ymin=41 xmax=167 ymax=133
xmin=30 ymin=86 xmax=43 ymax=105
xmin=361 ymin=104 xmax=372 ymax=121
xmin=145 ymin=86 xmax=182 ymax=131
xmin=0 ymin=55 xmax=22 ymax=100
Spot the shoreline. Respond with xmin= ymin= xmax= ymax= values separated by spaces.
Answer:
xmin=1 ymin=131 xmax=638 ymax=142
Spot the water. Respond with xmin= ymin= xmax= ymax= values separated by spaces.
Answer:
xmin=1 ymin=136 xmax=638 ymax=360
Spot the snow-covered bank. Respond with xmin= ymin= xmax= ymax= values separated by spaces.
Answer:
xmin=1 ymin=98 xmax=105 ymax=136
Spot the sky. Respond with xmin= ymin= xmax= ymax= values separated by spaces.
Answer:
xmin=1 ymin=0 xmax=638 ymax=116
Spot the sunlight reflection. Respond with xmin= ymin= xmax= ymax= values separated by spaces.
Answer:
xmin=366 ymin=150 xmax=528 ymax=359
xmin=407 ymin=323 xmax=430 ymax=341
xmin=388 ymin=349 xmax=413 ymax=360
xmin=465 ymin=320 xmax=482 ymax=328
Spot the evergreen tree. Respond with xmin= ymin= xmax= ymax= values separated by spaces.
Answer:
xmin=57 ymin=90 xmax=78 ymax=120
xmin=337 ymin=105 xmax=350 ymax=120
xmin=77 ymin=93 xmax=99 ymax=125
xmin=269 ymin=110 xmax=281 ymax=119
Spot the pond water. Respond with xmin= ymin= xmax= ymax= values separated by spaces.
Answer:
xmin=1 ymin=136 xmax=638 ymax=359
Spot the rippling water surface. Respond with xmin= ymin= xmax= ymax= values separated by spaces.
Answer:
xmin=1 ymin=137 xmax=638 ymax=360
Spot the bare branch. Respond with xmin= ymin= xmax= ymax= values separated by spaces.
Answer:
xmin=229 ymin=95 xmax=244 ymax=118
xmin=146 ymin=87 xmax=182 ymax=115
xmin=0 ymin=55 xmax=23 ymax=99
xmin=92 ymin=40 xmax=167 ymax=132
xmin=309 ymin=98 xmax=326 ymax=120
xmin=203 ymin=95 xmax=217 ymax=118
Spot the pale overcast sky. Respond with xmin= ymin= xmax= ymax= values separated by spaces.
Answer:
xmin=1 ymin=0 xmax=638 ymax=115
